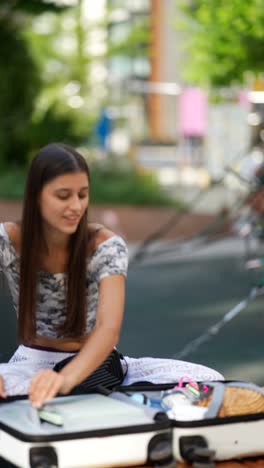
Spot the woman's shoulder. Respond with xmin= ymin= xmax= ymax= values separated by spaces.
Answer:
xmin=1 ymin=222 xmax=21 ymax=254
xmin=88 ymin=223 xmax=115 ymax=246
xmin=87 ymin=223 xmax=127 ymax=255
xmin=87 ymin=224 xmax=128 ymax=278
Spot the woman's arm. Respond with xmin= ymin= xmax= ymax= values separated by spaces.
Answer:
xmin=29 ymin=273 xmax=125 ymax=407
xmin=60 ymin=274 xmax=125 ymax=389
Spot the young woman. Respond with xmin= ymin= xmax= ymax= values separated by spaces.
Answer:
xmin=0 ymin=143 xmax=223 ymax=408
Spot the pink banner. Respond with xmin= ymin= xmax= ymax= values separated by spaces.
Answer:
xmin=179 ymin=87 xmax=207 ymax=137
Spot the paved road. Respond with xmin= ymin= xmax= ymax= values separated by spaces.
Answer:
xmin=119 ymin=237 xmax=264 ymax=385
xmin=0 ymin=236 xmax=263 ymax=385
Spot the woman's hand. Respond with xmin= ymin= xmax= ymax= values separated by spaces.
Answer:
xmin=29 ymin=369 xmax=72 ymax=408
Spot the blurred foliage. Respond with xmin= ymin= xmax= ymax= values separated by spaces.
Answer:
xmin=0 ymin=0 xmax=66 ymax=15
xmin=0 ymin=158 xmax=184 ymax=209
xmin=0 ymin=168 xmax=26 ymax=200
xmin=0 ymin=20 xmax=40 ymax=166
xmin=0 ymin=1 xmax=102 ymax=168
xmin=177 ymin=0 xmax=264 ymax=86
xmin=28 ymin=107 xmax=81 ymax=151
xmin=24 ymin=1 xmax=99 ymax=157
xmin=90 ymin=159 xmax=184 ymax=208
xmin=0 ymin=0 xmax=73 ymax=167
xmin=0 ymin=0 xmax=152 ymax=170
xmin=107 ymin=15 xmax=150 ymax=59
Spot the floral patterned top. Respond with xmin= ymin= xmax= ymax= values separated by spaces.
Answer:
xmin=0 ymin=223 xmax=128 ymax=338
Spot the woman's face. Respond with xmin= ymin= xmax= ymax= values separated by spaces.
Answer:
xmin=39 ymin=171 xmax=89 ymax=237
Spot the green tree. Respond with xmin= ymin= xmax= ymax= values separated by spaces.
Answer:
xmin=25 ymin=1 xmax=101 ymax=151
xmin=177 ymin=0 xmax=264 ymax=86
xmin=0 ymin=0 xmax=65 ymax=15
xmin=0 ymin=1 xmax=69 ymax=167
xmin=0 ymin=21 xmax=40 ymax=166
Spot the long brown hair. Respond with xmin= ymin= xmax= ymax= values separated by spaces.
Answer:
xmin=18 ymin=143 xmax=91 ymax=343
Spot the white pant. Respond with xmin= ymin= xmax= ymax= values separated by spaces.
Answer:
xmin=122 ymin=356 xmax=224 ymax=385
xmin=0 ymin=345 xmax=224 ymax=396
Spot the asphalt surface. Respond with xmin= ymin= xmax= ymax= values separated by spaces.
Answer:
xmin=120 ymin=237 xmax=264 ymax=385
xmin=0 ymin=236 xmax=263 ymax=385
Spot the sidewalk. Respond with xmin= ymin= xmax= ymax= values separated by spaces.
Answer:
xmin=0 ymin=200 xmax=230 ymax=242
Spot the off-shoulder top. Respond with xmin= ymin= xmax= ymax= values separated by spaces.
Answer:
xmin=0 ymin=223 xmax=128 ymax=338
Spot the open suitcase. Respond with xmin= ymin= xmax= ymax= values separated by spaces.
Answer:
xmin=117 ymin=380 xmax=264 ymax=467
xmin=1 ymin=380 xmax=264 ymax=468
xmin=0 ymin=393 xmax=174 ymax=468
